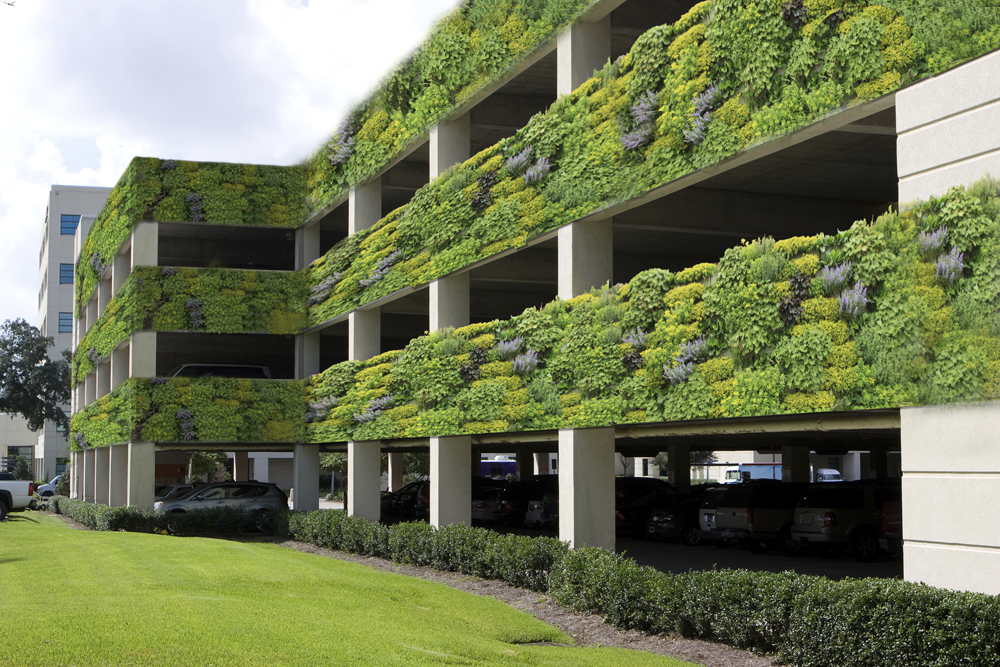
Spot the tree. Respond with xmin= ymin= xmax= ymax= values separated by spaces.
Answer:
xmin=0 ymin=319 xmax=71 ymax=432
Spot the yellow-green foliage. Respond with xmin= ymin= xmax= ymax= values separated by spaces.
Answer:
xmin=783 ymin=391 xmax=836 ymax=412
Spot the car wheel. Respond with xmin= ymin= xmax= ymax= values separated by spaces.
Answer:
xmin=783 ymin=538 xmax=803 ymax=557
xmin=850 ymin=528 xmax=881 ymax=562
xmin=41 ymin=491 xmax=53 ymax=498
xmin=0 ymin=499 xmax=8 ymax=522
xmin=681 ymin=525 xmax=701 ymax=547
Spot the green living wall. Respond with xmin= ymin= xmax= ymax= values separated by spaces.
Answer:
xmin=305 ymin=180 xmax=1000 ymax=443
xmin=72 ymin=267 xmax=307 ymax=384
xmin=75 ymin=158 xmax=308 ymax=319
xmin=70 ymin=377 xmax=307 ymax=450
xmin=306 ymin=0 xmax=1000 ymax=325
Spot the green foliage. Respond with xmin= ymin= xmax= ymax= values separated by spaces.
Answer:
xmin=0 ymin=318 xmax=71 ymax=432
xmin=774 ymin=328 xmax=832 ymax=392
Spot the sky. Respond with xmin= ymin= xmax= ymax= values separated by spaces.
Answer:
xmin=0 ymin=0 xmax=458 ymax=327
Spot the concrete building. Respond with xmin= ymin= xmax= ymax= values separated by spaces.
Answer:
xmin=67 ymin=1 xmax=1000 ymax=596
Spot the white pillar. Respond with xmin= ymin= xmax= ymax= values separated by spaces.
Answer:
xmin=515 ymin=450 xmax=531 ymax=481
xmin=349 ymin=309 xmax=380 ymax=362
xmin=233 ymin=451 xmax=249 ymax=482
xmin=429 ymin=273 xmax=470 ymax=333
xmin=430 ymin=436 xmax=472 ymax=528
xmin=348 ymin=179 xmax=382 ymax=235
xmin=111 ymin=344 xmax=129 ymax=391
xmin=296 ymin=222 xmax=321 ymax=269
xmin=292 ymin=444 xmax=319 ymax=512
xmin=558 ymin=427 xmax=615 ymax=550
xmin=97 ymin=360 xmax=111 ymax=399
xmin=348 ymin=440 xmax=381 ymax=521
xmin=131 ymin=222 xmax=158 ymax=268
xmin=534 ymin=452 xmax=550 ymax=475
xmin=69 ymin=451 xmax=78 ymax=499
xmin=667 ymin=444 xmax=691 ymax=492
xmin=83 ymin=448 xmax=96 ymax=502
xmin=430 ymin=112 xmax=471 ymax=178
xmin=94 ymin=447 xmax=110 ymax=505
xmin=84 ymin=372 xmax=96 ymax=407
xmin=781 ymin=445 xmax=811 ymax=483
xmin=388 ymin=453 xmax=405 ymax=492
xmin=127 ymin=441 xmax=156 ymax=509
xmin=98 ymin=278 xmax=113 ymax=313
xmin=558 ymin=218 xmax=613 ymax=300
xmin=557 ymin=16 xmax=611 ymax=96
xmin=112 ymin=248 xmax=130 ymax=294
xmin=295 ymin=331 xmax=320 ymax=379
xmin=109 ymin=444 xmax=128 ymax=507
xmin=86 ymin=296 xmax=98 ymax=333
xmin=130 ymin=331 xmax=157 ymax=378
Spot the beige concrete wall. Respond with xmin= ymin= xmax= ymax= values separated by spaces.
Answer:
xmin=901 ymin=403 xmax=1000 ymax=595
xmin=897 ymin=50 xmax=1000 ymax=203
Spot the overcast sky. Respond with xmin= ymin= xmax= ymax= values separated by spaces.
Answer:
xmin=0 ymin=0 xmax=457 ymax=327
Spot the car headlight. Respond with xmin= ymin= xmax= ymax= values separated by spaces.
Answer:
xmin=153 ymin=501 xmax=163 ymax=510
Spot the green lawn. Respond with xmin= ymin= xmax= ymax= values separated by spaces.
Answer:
xmin=1 ymin=514 xmax=697 ymax=667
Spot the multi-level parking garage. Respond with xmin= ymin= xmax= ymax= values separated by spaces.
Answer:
xmin=68 ymin=0 xmax=1000 ymax=596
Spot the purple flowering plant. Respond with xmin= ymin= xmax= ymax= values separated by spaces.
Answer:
xmin=918 ymin=227 xmax=948 ymax=257
xmin=683 ymin=84 xmax=722 ymax=145
xmin=620 ymin=91 xmax=658 ymax=151
xmin=353 ymin=395 xmax=395 ymax=423
xmin=185 ymin=298 xmax=204 ymax=329
xmin=663 ymin=362 xmax=694 ymax=385
xmin=496 ymin=335 xmax=523 ymax=360
xmin=838 ymin=281 xmax=868 ymax=319
xmin=524 ymin=157 xmax=551 ymax=185
xmin=817 ymin=261 xmax=852 ymax=296
xmin=513 ymin=349 xmax=539 ymax=375
xmin=504 ymin=145 xmax=533 ymax=175
xmin=359 ymin=250 xmax=402 ymax=288
xmin=936 ymin=247 xmax=964 ymax=284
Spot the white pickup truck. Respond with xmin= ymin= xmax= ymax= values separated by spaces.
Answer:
xmin=0 ymin=473 xmax=35 ymax=521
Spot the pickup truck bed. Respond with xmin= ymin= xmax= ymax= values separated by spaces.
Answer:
xmin=0 ymin=480 xmax=35 ymax=520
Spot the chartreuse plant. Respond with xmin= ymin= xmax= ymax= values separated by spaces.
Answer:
xmin=75 ymin=157 xmax=307 ymax=319
xmin=306 ymin=0 xmax=999 ymax=325
xmin=300 ymin=179 xmax=1000 ymax=445
xmin=72 ymin=266 xmax=307 ymax=383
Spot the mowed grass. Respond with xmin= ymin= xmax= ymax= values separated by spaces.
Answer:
xmin=1 ymin=514 xmax=698 ymax=667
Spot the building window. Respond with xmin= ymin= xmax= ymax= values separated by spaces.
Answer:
xmin=59 ymin=263 xmax=73 ymax=284
xmin=58 ymin=312 xmax=73 ymax=333
xmin=60 ymin=214 xmax=81 ymax=235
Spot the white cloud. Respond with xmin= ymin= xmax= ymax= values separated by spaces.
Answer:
xmin=0 ymin=0 xmax=457 ymax=325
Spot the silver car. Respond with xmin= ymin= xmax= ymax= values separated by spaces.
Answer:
xmin=153 ymin=482 xmax=288 ymax=515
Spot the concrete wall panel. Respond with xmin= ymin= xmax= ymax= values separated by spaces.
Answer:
xmin=897 ymin=50 xmax=1000 ymax=133
xmin=904 ymin=542 xmax=1000 ymax=596
xmin=903 ymin=473 xmax=1000 ymax=548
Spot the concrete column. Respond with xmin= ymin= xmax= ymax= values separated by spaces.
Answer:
xmin=534 ymin=452 xmax=549 ymax=475
xmin=70 ymin=451 xmax=78 ymax=499
xmin=112 ymin=248 xmax=130 ymax=294
xmin=111 ymin=344 xmax=129 ymax=391
xmin=130 ymin=331 xmax=157 ymax=378
xmin=429 ymin=273 xmax=470 ymax=333
xmin=83 ymin=448 xmax=96 ymax=502
xmin=781 ymin=445 xmax=811 ymax=483
xmin=558 ymin=218 xmax=613 ymax=300
xmin=233 ymin=451 xmax=249 ymax=482
xmin=667 ymin=444 xmax=691 ymax=492
xmin=387 ymin=452 xmax=405 ymax=492
xmin=430 ymin=436 xmax=472 ymax=528
xmin=516 ymin=450 xmax=530 ymax=481
xmin=97 ymin=361 xmax=111 ymax=399
xmin=127 ymin=441 xmax=156 ymax=509
xmin=83 ymin=372 xmax=96 ymax=407
xmin=131 ymin=222 xmax=158 ymax=268
xmin=295 ymin=222 xmax=321 ymax=269
xmin=86 ymin=296 xmax=98 ymax=331
xmin=557 ymin=16 xmax=611 ymax=96
xmin=295 ymin=331 xmax=320 ymax=379
xmin=109 ymin=444 xmax=128 ymax=507
xmin=349 ymin=308 xmax=380 ymax=362
xmin=348 ymin=179 xmax=381 ymax=235
xmin=430 ymin=112 xmax=470 ymax=178
xmin=872 ymin=446 xmax=889 ymax=481
xmin=95 ymin=447 xmax=111 ymax=505
xmin=558 ymin=427 xmax=615 ymax=550
xmin=292 ymin=444 xmax=319 ymax=512
xmin=98 ymin=278 xmax=113 ymax=314
xmin=348 ymin=440 xmax=381 ymax=521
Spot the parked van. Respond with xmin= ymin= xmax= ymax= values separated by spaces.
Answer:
xmin=723 ymin=463 xmax=782 ymax=483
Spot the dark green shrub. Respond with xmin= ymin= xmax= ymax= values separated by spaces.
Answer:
xmin=387 ymin=521 xmax=436 ymax=565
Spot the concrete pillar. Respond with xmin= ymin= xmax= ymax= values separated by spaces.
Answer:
xmin=516 ymin=450 xmax=530 ymax=481
xmin=349 ymin=308 xmax=380 ymax=362
xmin=111 ymin=344 xmax=129 ymax=391
xmin=348 ymin=440 xmax=381 ymax=521
xmin=429 ymin=273 xmax=470 ymax=333
xmin=84 ymin=372 xmax=96 ymax=407
xmin=557 ymin=16 xmax=611 ymax=96
xmin=430 ymin=436 xmax=472 ymax=528
xmin=70 ymin=451 xmax=78 ymax=499
xmin=430 ymin=112 xmax=470 ymax=178
xmin=98 ymin=278 xmax=112 ymax=314
xmin=131 ymin=222 xmax=158 ymax=269
xmin=872 ymin=446 xmax=889 ymax=481
xmin=127 ymin=441 xmax=156 ymax=509
xmin=83 ymin=448 xmax=96 ymax=502
xmin=233 ymin=451 xmax=249 ymax=482
xmin=130 ymin=331 xmax=157 ymax=378
xmin=387 ymin=452 xmax=405 ymax=492
xmin=667 ymin=444 xmax=691 ymax=492
xmin=112 ymin=248 xmax=130 ymax=294
xmin=97 ymin=361 xmax=111 ymax=399
xmin=109 ymin=444 xmax=128 ymax=507
xmin=295 ymin=222 xmax=321 ymax=269
xmin=348 ymin=179 xmax=381 ymax=235
xmin=86 ymin=296 xmax=98 ymax=332
xmin=534 ymin=452 xmax=549 ymax=475
xmin=558 ymin=427 xmax=615 ymax=550
xmin=781 ymin=445 xmax=811 ymax=483
xmin=295 ymin=331 xmax=320 ymax=379
xmin=558 ymin=218 xmax=613 ymax=300
xmin=292 ymin=443 xmax=319 ymax=512
xmin=95 ymin=447 xmax=110 ymax=505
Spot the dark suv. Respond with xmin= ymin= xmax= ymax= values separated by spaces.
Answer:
xmin=790 ymin=481 xmax=901 ymax=561
xmin=712 ymin=481 xmax=809 ymax=552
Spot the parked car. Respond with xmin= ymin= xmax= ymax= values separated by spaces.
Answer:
xmin=380 ymin=480 xmax=429 ymax=523
xmin=0 ymin=479 xmax=35 ymax=520
xmin=496 ymin=476 xmax=557 ymax=526
xmin=790 ymin=481 xmax=901 ymax=561
xmin=153 ymin=482 xmax=287 ymax=515
xmin=36 ymin=475 xmax=62 ymax=497
xmin=646 ymin=496 xmax=706 ymax=545
xmin=699 ymin=486 xmax=730 ymax=545
xmin=154 ymin=484 xmax=198 ymax=501
xmin=615 ymin=476 xmax=683 ymax=538
xmin=712 ymin=480 xmax=809 ymax=553
xmin=814 ymin=468 xmax=845 ymax=483
xmin=471 ymin=487 xmax=503 ymax=525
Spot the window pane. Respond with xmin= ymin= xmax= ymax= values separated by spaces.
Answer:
xmin=58 ymin=312 xmax=73 ymax=333
xmin=60 ymin=214 xmax=80 ymax=235
xmin=59 ymin=263 xmax=73 ymax=283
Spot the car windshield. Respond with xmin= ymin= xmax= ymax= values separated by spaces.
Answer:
xmin=174 ymin=486 xmax=206 ymax=500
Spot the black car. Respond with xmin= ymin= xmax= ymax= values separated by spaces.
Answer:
xmin=380 ymin=480 xmax=429 ymax=523
xmin=495 ymin=476 xmax=557 ymax=526
xmin=614 ymin=476 xmax=682 ymax=538
xmin=646 ymin=496 xmax=705 ymax=545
